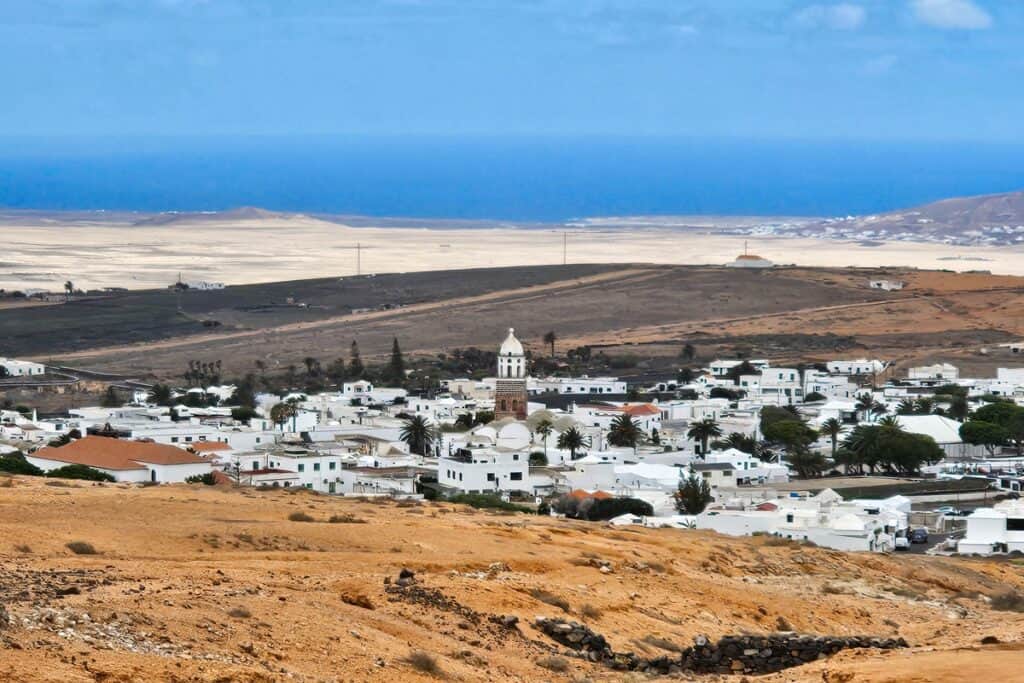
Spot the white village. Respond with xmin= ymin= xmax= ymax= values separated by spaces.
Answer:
xmin=4 ymin=327 xmax=1024 ymax=558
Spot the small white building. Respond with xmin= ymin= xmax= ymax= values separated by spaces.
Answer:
xmin=957 ymin=501 xmax=1024 ymax=555
xmin=438 ymin=446 xmax=529 ymax=494
xmin=28 ymin=436 xmax=213 ymax=483
xmin=827 ymin=359 xmax=886 ymax=376
xmin=0 ymin=358 xmax=45 ymax=377
xmin=907 ymin=363 xmax=959 ymax=382
xmin=869 ymin=280 xmax=905 ymax=291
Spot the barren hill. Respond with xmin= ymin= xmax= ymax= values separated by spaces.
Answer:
xmin=812 ymin=190 xmax=1024 ymax=244
xmin=1 ymin=477 xmax=1022 ymax=682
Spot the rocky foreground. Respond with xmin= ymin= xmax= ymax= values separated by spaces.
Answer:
xmin=1 ymin=477 xmax=1023 ymax=682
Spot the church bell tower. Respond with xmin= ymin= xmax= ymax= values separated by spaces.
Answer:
xmin=494 ymin=327 xmax=528 ymax=420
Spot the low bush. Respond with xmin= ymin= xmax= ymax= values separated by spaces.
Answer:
xmin=288 ymin=511 xmax=316 ymax=522
xmin=328 ymin=513 xmax=367 ymax=524
xmin=404 ymin=651 xmax=443 ymax=677
xmin=66 ymin=541 xmax=98 ymax=555
xmin=580 ymin=603 xmax=602 ymax=619
xmin=186 ymin=472 xmax=217 ymax=485
xmin=0 ymin=454 xmax=43 ymax=477
xmin=641 ymin=635 xmax=684 ymax=652
xmin=227 ymin=606 xmax=252 ymax=619
xmin=46 ymin=464 xmax=115 ymax=482
xmin=446 ymin=493 xmax=531 ymax=513
xmin=529 ymin=588 xmax=570 ymax=613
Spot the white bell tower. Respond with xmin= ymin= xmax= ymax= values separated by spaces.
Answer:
xmin=497 ymin=327 xmax=526 ymax=379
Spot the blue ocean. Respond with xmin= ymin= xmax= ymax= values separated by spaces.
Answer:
xmin=1 ymin=137 xmax=1022 ymax=222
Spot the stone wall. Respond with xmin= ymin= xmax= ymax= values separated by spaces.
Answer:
xmin=533 ymin=617 xmax=908 ymax=676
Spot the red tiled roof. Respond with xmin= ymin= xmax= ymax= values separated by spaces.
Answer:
xmin=33 ymin=436 xmax=209 ymax=470
xmin=567 ymin=489 xmax=615 ymax=501
xmin=190 ymin=442 xmax=232 ymax=452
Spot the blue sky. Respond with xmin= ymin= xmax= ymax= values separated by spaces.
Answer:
xmin=2 ymin=0 xmax=1021 ymax=140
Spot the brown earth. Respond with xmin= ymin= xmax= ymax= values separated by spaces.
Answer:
xmin=1 ymin=476 xmax=1023 ymax=682
xmin=25 ymin=264 xmax=1024 ymax=382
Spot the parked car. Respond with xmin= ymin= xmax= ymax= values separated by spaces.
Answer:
xmin=934 ymin=506 xmax=963 ymax=516
xmin=910 ymin=527 xmax=929 ymax=544
xmin=894 ymin=536 xmax=910 ymax=551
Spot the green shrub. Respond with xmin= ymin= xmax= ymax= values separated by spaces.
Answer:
xmin=288 ymin=511 xmax=316 ymax=522
xmin=446 ymin=493 xmax=531 ymax=513
xmin=186 ymin=472 xmax=217 ymax=485
xmin=45 ymin=464 xmax=115 ymax=482
xmin=0 ymin=454 xmax=43 ymax=477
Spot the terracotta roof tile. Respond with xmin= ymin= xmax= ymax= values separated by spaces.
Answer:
xmin=33 ymin=436 xmax=209 ymax=470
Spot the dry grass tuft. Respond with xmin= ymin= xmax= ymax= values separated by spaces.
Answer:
xmin=288 ymin=511 xmax=316 ymax=522
xmin=529 ymin=588 xmax=570 ymax=613
xmin=536 ymin=655 xmax=570 ymax=672
xmin=228 ymin=606 xmax=252 ymax=619
xmin=580 ymin=603 xmax=602 ymax=619
xmin=329 ymin=513 xmax=367 ymax=524
xmin=66 ymin=541 xmax=98 ymax=555
xmin=404 ymin=651 xmax=444 ymax=677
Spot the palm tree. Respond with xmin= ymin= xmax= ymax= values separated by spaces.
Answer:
xmin=269 ymin=402 xmax=296 ymax=431
xmin=820 ymin=418 xmax=842 ymax=460
xmin=64 ymin=280 xmax=74 ymax=302
xmin=400 ymin=415 xmax=435 ymax=456
xmin=878 ymin=414 xmax=902 ymax=429
xmin=687 ymin=417 xmax=722 ymax=457
xmin=855 ymin=393 xmax=876 ymax=422
xmin=535 ymin=419 xmax=554 ymax=459
xmin=916 ymin=397 xmax=935 ymax=415
xmin=787 ymin=449 xmax=827 ymax=479
xmin=148 ymin=384 xmax=173 ymax=407
xmin=608 ymin=414 xmax=641 ymax=450
xmin=896 ymin=398 xmax=917 ymax=415
xmin=543 ymin=331 xmax=557 ymax=357
xmin=557 ymin=427 xmax=586 ymax=460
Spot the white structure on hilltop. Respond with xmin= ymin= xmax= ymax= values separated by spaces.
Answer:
xmin=869 ymin=280 xmax=905 ymax=291
xmin=726 ymin=244 xmax=773 ymax=269
xmin=0 ymin=358 xmax=45 ymax=377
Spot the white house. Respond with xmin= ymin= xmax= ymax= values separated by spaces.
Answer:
xmin=907 ymin=363 xmax=959 ymax=382
xmin=28 ymin=436 xmax=212 ymax=483
xmin=869 ymin=280 xmax=905 ymax=291
xmin=438 ymin=446 xmax=528 ymax=494
xmin=0 ymin=358 xmax=45 ymax=377
xmin=709 ymin=359 xmax=770 ymax=378
xmin=529 ymin=376 xmax=627 ymax=396
xmin=957 ymin=501 xmax=1024 ymax=555
xmin=826 ymin=359 xmax=886 ymax=376
xmin=894 ymin=414 xmax=983 ymax=459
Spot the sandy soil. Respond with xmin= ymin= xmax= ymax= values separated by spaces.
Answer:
xmin=1 ymin=476 xmax=1022 ymax=682
xmin=3 ymin=214 xmax=1024 ymax=293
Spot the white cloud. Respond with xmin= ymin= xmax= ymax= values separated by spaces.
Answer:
xmin=793 ymin=3 xmax=866 ymax=31
xmin=910 ymin=0 xmax=992 ymax=30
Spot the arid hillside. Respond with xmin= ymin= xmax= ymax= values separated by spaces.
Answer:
xmin=15 ymin=264 xmax=1024 ymax=382
xmin=1 ymin=476 xmax=1023 ymax=682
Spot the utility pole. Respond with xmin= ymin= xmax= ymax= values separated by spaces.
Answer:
xmin=562 ymin=233 xmax=567 ymax=266
xmin=356 ymin=242 xmax=362 ymax=276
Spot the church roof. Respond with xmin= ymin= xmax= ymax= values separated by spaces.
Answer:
xmin=499 ymin=328 xmax=524 ymax=356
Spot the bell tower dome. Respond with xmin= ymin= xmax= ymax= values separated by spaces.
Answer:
xmin=494 ymin=327 xmax=528 ymax=420
xmin=497 ymin=327 xmax=526 ymax=379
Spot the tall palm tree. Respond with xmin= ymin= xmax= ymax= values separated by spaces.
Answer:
xmin=557 ymin=427 xmax=586 ymax=460
xmin=878 ymin=414 xmax=902 ymax=429
xmin=400 ymin=415 xmax=435 ymax=456
xmin=535 ymin=419 xmax=553 ymax=458
xmin=64 ymin=280 xmax=74 ymax=302
xmin=820 ymin=418 xmax=842 ymax=460
xmin=543 ymin=331 xmax=557 ymax=357
xmin=269 ymin=402 xmax=296 ymax=432
xmin=608 ymin=414 xmax=641 ymax=450
xmin=687 ymin=417 xmax=722 ymax=457
xmin=855 ymin=393 xmax=876 ymax=422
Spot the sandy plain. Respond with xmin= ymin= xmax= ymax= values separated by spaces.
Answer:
xmin=2 ymin=214 xmax=1022 ymax=293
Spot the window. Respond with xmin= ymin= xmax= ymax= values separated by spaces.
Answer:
xmin=252 ymin=461 xmax=259 ymax=471
xmin=458 ymin=473 xmax=463 ymax=481
xmin=171 ymin=437 xmax=179 ymax=443
xmin=256 ymin=437 xmax=261 ymax=444
xmin=313 ymin=463 xmax=320 ymax=472
xmin=185 ymin=436 xmax=193 ymax=442
xmin=298 ymin=464 xmax=305 ymax=473
xmin=1007 ymin=518 xmax=1024 ymax=532
xmin=487 ymin=473 xmax=495 ymax=481
xmin=786 ymin=514 xmax=794 ymax=523
xmin=329 ymin=461 xmax=336 ymax=471
xmin=512 ymin=454 xmax=519 ymax=461
xmin=306 ymin=483 xmax=312 ymax=489
xmin=510 ymin=472 xmax=523 ymax=481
